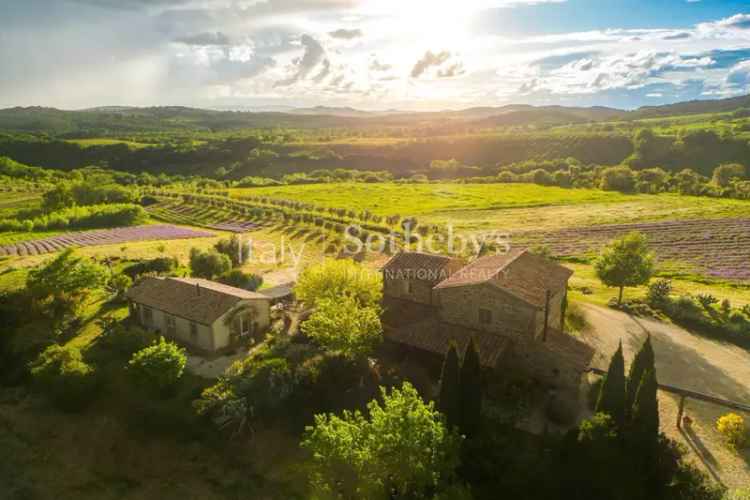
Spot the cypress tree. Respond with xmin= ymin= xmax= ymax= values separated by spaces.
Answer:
xmin=438 ymin=341 xmax=461 ymax=429
xmin=460 ymin=337 xmax=482 ymax=438
xmin=595 ymin=342 xmax=626 ymax=429
xmin=625 ymin=335 xmax=655 ymax=420
xmin=631 ymin=368 xmax=660 ymax=447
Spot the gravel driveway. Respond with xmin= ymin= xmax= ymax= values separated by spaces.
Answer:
xmin=579 ymin=303 xmax=750 ymax=489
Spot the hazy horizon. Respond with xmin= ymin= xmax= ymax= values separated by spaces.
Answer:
xmin=2 ymin=0 xmax=750 ymax=111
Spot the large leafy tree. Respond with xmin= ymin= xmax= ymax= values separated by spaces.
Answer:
xmin=438 ymin=342 xmax=461 ymax=429
xmin=595 ymin=231 xmax=655 ymax=304
xmin=295 ymin=258 xmax=382 ymax=308
xmin=460 ymin=338 xmax=482 ymax=438
xmin=301 ymin=295 xmax=382 ymax=361
xmin=626 ymin=335 xmax=655 ymax=419
xmin=26 ymin=248 xmax=108 ymax=320
xmin=596 ymin=342 xmax=626 ymax=429
xmin=302 ymin=382 xmax=462 ymax=499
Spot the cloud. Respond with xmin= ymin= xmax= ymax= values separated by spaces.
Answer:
xmin=313 ymin=59 xmax=332 ymax=82
xmin=175 ymin=32 xmax=232 ymax=46
xmin=726 ymin=60 xmax=750 ymax=89
xmin=705 ymin=13 xmax=750 ymax=30
xmin=274 ymin=34 xmax=326 ymax=87
xmin=410 ymin=50 xmax=451 ymax=78
xmin=662 ymin=32 xmax=692 ymax=40
xmin=438 ymin=62 xmax=466 ymax=78
xmin=329 ymin=28 xmax=363 ymax=39
xmin=369 ymin=58 xmax=392 ymax=72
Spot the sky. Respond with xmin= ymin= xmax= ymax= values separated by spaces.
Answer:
xmin=1 ymin=0 xmax=750 ymax=111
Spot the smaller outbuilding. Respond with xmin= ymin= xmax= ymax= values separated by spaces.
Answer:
xmin=126 ymin=277 xmax=271 ymax=354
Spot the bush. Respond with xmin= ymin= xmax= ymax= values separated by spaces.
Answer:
xmin=97 ymin=323 xmax=156 ymax=359
xmin=189 ymin=248 xmax=231 ymax=279
xmin=600 ymin=166 xmax=636 ymax=193
xmin=0 ymin=204 xmax=147 ymax=232
xmin=108 ymin=273 xmax=132 ymax=301
xmin=123 ymin=256 xmax=178 ymax=279
xmin=214 ymin=235 xmax=251 ymax=266
xmin=647 ymin=279 xmax=672 ymax=307
xmin=29 ymin=344 xmax=98 ymax=411
xmin=716 ymin=413 xmax=747 ymax=449
xmin=218 ymin=269 xmax=263 ymax=291
xmin=128 ymin=337 xmax=187 ymax=397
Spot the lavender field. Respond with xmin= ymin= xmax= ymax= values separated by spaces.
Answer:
xmin=0 ymin=224 xmax=215 ymax=257
xmin=514 ymin=218 xmax=750 ymax=281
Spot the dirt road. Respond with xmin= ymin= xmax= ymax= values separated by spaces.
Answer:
xmin=580 ymin=303 xmax=750 ymax=489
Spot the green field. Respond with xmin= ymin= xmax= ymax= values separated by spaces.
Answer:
xmin=230 ymin=182 xmax=750 ymax=231
xmin=64 ymin=138 xmax=153 ymax=149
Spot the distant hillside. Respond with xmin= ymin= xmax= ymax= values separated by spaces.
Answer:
xmin=0 ymin=103 xmax=625 ymax=135
xmin=1 ymin=93 xmax=749 ymax=136
xmin=629 ymin=94 xmax=750 ymax=119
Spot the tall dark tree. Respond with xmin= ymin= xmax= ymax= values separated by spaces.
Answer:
xmin=595 ymin=342 xmax=626 ymax=429
xmin=631 ymin=368 xmax=660 ymax=449
xmin=460 ymin=338 xmax=482 ymax=437
xmin=626 ymin=335 xmax=655 ymax=419
xmin=438 ymin=342 xmax=461 ymax=429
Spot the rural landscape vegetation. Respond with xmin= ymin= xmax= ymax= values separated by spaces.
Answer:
xmin=3 ymin=1 xmax=750 ymax=499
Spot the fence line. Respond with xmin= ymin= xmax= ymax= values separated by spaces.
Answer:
xmin=586 ymin=367 xmax=750 ymax=427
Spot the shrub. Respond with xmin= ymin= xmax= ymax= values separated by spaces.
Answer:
xmin=108 ymin=273 xmax=132 ymax=301
xmin=697 ymin=293 xmax=719 ymax=310
xmin=214 ymin=235 xmax=251 ymax=266
xmin=218 ymin=269 xmax=263 ymax=291
xmin=646 ymin=279 xmax=672 ymax=308
xmin=189 ymin=248 xmax=231 ymax=279
xmin=29 ymin=344 xmax=98 ymax=411
xmin=128 ymin=337 xmax=187 ymax=396
xmin=123 ymin=256 xmax=178 ymax=279
xmin=600 ymin=166 xmax=636 ymax=193
xmin=97 ymin=323 xmax=156 ymax=359
xmin=716 ymin=413 xmax=747 ymax=449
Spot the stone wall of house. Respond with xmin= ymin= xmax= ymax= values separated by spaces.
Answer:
xmin=532 ymin=288 xmax=566 ymax=338
xmin=507 ymin=331 xmax=593 ymax=391
xmin=435 ymin=283 xmax=537 ymax=335
xmin=135 ymin=302 xmax=214 ymax=351
xmin=383 ymin=276 xmax=435 ymax=305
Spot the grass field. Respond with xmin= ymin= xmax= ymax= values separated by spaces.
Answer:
xmin=64 ymin=138 xmax=153 ymax=149
xmin=231 ymin=183 xmax=636 ymax=216
xmin=230 ymin=183 xmax=750 ymax=230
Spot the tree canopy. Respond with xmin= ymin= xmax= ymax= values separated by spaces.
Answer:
xmin=26 ymin=248 xmax=108 ymax=320
xmin=301 ymin=295 xmax=382 ymax=360
xmin=595 ymin=231 xmax=655 ymax=304
xmin=302 ymin=382 xmax=462 ymax=499
xmin=295 ymin=258 xmax=382 ymax=308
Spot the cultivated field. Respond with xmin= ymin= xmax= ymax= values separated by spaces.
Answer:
xmin=147 ymin=202 xmax=259 ymax=232
xmin=0 ymin=224 xmax=214 ymax=257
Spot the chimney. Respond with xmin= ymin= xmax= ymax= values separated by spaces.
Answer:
xmin=196 ymin=283 xmax=201 ymax=296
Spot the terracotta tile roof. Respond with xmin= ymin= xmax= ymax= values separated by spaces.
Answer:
xmin=381 ymin=251 xmax=464 ymax=285
xmin=434 ymin=249 xmax=573 ymax=308
xmin=126 ymin=277 xmax=268 ymax=325
xmin=385 ymin=320 xmax=512 ymax=368
xmin=542 ymin=328 xmax=596 ymax=373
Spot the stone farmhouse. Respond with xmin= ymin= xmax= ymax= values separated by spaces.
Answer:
xmin=381 ymin=249 xmax=595 ymax=390
xmin=126 ymin=277 xmax=271 ymax=354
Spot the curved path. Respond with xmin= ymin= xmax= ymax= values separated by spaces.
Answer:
xmin=580 ymin=303 xmax=750 ymax=488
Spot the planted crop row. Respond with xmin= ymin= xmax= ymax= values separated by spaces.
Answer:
xmin=513 ymin=217 xmax=750 ymax=281
xmin=0 ymin=224 xmax=214 ymax=257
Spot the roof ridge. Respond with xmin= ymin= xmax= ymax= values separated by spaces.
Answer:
xmin=485 ymin=248 xmax=528 ymax=281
